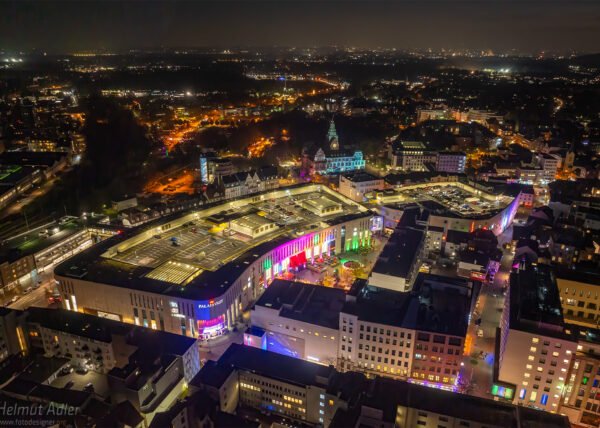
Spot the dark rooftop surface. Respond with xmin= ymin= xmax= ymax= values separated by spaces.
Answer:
xmin=508 ymin=264 xmax=576 ymax=341
xmin=0 ymin=219 xmax=84 ymax=264
xmin=254 ymin=279 xmax=346 ymax=330
xmin=331 ymin=376 xmax=570 ymax=428
xmin=193 ymin=343 xmax=335 ymax=389
xmin=344 ymin=273 xmax=475 ymax=338
xmin=25 ymin=307 xmax=196 ymax=355
xmin=54 ymin=183 xmax=372 ymax=301
xmin=371 ymin=225 xmax=425 ymax=279
xmin=555 ymin=266 xmax=600 ymax=286
xmin=341 ymin=171 xmax=381 ymax=182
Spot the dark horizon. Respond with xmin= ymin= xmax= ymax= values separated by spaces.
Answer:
xmin=2 ymin=0 xmax=600 ymax=54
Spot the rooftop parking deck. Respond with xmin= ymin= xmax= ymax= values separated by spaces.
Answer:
xmin=372 ymin=183 xmax=512 ymax=219
xmin=57 ymin=185 xmax=369 ymax=297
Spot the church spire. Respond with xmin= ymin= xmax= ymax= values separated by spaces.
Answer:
xmin=327 ymin=119 xmax=339 ymax=151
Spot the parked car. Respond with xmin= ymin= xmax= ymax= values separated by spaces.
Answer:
xmin=64 ymin=381 xmax=74 ymax=389
xmin=59 ymin=366 xmax=73 ymax=376
xmin=23 ymin=287 xmax=33 ymax=294
xmin=75 ymin=367 xmax=88 ymax=375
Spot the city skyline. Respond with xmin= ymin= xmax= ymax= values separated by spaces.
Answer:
xmin=1 ymin=0 xmax=600 ymax=54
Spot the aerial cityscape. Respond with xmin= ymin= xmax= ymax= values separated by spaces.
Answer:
xmin=0 ymin=1 xmax=600 ymax=427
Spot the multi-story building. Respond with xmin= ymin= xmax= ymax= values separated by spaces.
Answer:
xmin=301 ymin=120 xmax=366 ymax=176
xmin=54 ymin=185 xmax=375 ymax=341
xmin=496 ymin=263 xmax=578 ymax=412
xmin=556 ymin=269 xmax=600 ymax=328
xmin=24 ymin=307 xmax=201 ymax=383
xmin=0 ymin=307 xmax=28 ymax=363
xmin=436 ymin=151 xmax=466 ymax=174
xmin=338 ymin=172 xmax=384 ymax=202
xmin=191 ymin=344 xmax=570 ymax=428
xmin=0 ymin=219 xmax=112 ymax=291
xmin=561 ymin=331 xmax=600 ymax=427
xmin=389 ymin=141 xmax=437 ymax=171
xmin=367 ymin=221 xmax=425 ymax=292
xmin=192 ymin=343 xmax=358 ymax=427
xmin=219 ymin=165 xmax=279 ymax=200
xmin=332 ymin=375 xmax=570 ymax=428
xmin=372 ymin=181 xmax=520 ymax=238
xmin=539 ymin=153 xmax=560 ymax=183
xmin=340 ymin=273 xmax=477 ymax=388
xmin=0 ymin=306 xmax=200 ymax=424
xmin=248 ymin=279 xmax=344 ymax=366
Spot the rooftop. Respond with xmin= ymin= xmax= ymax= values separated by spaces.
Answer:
xmin=332 ymin=376 xmax=570 ymax=428
xmin=254 ymin=279 xmax=346 ymax=329
xmin=25 ymin=307 xmax=197 ymax=355
xmin=370 ymin=225 xmax=425 ymax=279
xmin=54 ymin=184 xmax=370 ymax=301
xmin=192 ymin=343 xmax=335 ymax=389
xmin=508 ymin=263 xmax=576 ymax=341
xmin=344 ymin=273 xmax=475 ymax=337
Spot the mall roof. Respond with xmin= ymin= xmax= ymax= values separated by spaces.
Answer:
xmin=54 ymin=184 xmax=372 ymax=302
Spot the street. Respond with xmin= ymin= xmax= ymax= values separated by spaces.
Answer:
xmin=459 ymin=247 xmax=513 ymax=398
xmin=2 ymin=269 xmax=57 ymax=310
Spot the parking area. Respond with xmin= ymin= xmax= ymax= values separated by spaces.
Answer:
xmin=51 ymin=369 xmax=110 ymax=399
xmin=400 ymin=185 xmax=502 ymax=216
xmin=106 ymin=189 xmax=362 ymax=286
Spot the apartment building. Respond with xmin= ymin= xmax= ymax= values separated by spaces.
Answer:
xmin=497 ymin=263 xmax=578 ymax=412
xmin=192 ymin=344 xmax=362 ymax=427
xmin=556 ymin=269 xmax=600 ymax=328
xmin=561 ymin=331 xmax=600 ymax=427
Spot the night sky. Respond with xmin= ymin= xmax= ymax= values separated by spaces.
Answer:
xmin=1 ymin=1 xmax=600 ymax=53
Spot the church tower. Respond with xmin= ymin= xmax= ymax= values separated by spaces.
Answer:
xmin=327 ymin=119 xmax=339 ymax=151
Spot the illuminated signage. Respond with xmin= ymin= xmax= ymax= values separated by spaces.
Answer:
xmin=198 ymin=299 xmax=224 ymax=309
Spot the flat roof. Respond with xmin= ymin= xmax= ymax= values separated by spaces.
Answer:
xmin=344 ymin=273 xmax=474 ymax=337
xmin=341 ymin=171 xmax=382 ymax=182
xmin=25 ymin=307 xmax=197 ymax=355
xmin=192 ymin=343 xmax=334 ymax=389
xmin=54 ymin=184 xmax=371 ymax=301
xmin=0 ymin=219 xmax=85 ymax=263
xmin=348 ymin=376 xmax=570 ymax=428
xmin=508 ymin=264 xmax=576 ymax=341
xmin=371 ymin=226 xmax=425 ymax=279
xmin=254 ymin=279 xmax=346 ymax=330
xmin=375 ymin=182 xmax=513 ymax=220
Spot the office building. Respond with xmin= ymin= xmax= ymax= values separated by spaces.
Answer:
xmin=389 ymin=141 xmax=437 ymax=171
